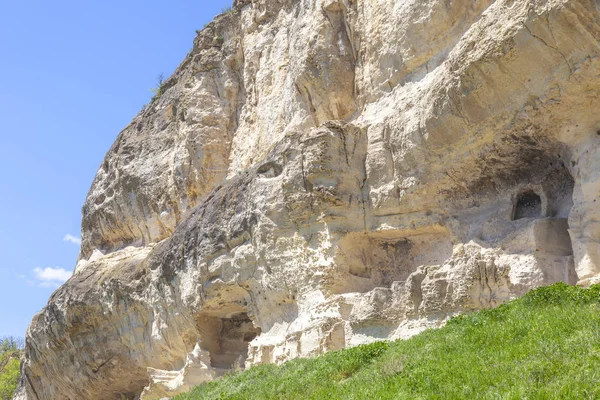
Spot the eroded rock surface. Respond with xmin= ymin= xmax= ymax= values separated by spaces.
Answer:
xmin=15 ymin=0 xmax=600 ymax=399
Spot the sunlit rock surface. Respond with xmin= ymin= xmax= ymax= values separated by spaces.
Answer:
xmin=15 ymin=0 xmax=600 ymax=398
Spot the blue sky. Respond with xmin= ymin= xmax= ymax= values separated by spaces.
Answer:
xmin=0 ymin=0 xmax=232 ymax=338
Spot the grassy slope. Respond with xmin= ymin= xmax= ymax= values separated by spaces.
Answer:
xmin=176 ymin=283 xmax=600 ymax=400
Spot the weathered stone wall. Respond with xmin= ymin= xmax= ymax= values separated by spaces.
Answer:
xmin=15 ymin=0 xmax=600 ymax=399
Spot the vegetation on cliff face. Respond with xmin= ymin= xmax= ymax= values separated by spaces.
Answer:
xmin=176 ymin=283 xmax=600 ymax=399
xmin=0 ymin=337 xmax=22 ymax=400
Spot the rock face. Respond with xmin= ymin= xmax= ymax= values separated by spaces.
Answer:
xmin=15 ymin=0 xmax=600 ymax=398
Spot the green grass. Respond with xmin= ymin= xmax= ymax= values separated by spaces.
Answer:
xmin=175 ymin=283 xmax=600 ymax=400
xmin=0 ymin=338 xmax=22 ymax=400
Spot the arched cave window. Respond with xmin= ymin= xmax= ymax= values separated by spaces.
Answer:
xmin=512 ymin=190 xmax=542 ymax=220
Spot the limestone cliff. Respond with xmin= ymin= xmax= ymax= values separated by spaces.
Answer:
xmin=14 ymin=0 xmax=600 ymax=398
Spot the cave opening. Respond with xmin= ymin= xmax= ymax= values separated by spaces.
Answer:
xmin=196 ymin=312 xmax=261 ymax=372
xmin=512 ymin=190 xmax=542 ymax=220
xmin=507 ymin=163 xmax=578 ymax=284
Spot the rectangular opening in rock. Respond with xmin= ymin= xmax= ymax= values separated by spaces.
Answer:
xmin=512 ymin=190 xmax=542 ymax=220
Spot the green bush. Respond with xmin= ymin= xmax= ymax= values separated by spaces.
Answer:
xmin=0 ymin=337 xmax=23 ymax=400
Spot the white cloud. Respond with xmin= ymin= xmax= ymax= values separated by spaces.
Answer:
xmin=33 ymin=267 xmax=72 ymax=284
xmin=63 ymin=234 xmax=81 ymax=245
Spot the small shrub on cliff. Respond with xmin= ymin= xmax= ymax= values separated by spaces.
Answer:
xmin=150 ymin=73 xmax=165 ymax=101
xmin=176 ymin=283 xmax=600 ymax=399
xmin=0 ymin=337 xmax=23 ymax=400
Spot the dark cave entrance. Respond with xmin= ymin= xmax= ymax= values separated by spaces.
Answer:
xmin=512 ymin=190 xmax=542 ymax=220
xmin=197 ymin=312 xmax=261 ymax=371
